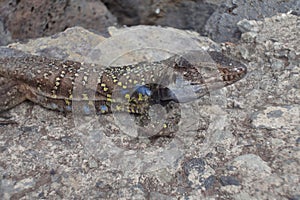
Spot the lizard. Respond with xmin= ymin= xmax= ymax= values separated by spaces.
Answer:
xmin=0 ymin=49 xmax=247 ymax=133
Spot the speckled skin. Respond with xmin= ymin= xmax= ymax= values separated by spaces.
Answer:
xmin=0 ymin=51 xmax=247 ymax=115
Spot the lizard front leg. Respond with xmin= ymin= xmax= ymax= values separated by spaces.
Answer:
xmin=124 ymin=84 xmax=181 ymax=138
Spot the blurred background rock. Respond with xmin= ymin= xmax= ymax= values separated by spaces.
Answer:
xmin=0 ymin=0 xmax=299 ymax=45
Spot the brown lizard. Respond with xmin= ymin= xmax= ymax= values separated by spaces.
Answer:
xmin=0 ymin=49 xmax=247 ymax=117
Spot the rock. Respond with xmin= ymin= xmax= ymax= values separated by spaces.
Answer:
xmin=0 ymin=8 xmax=299 ymax=198
xmin=205 ymin=0 xmax=300 ymax=42
xmin=0 ymin=25 xmax=222 ymax=198
xmin=237 ymin=19 xmax=262 ymax=33
xmin=204 ymin=175 xmax=216 ymax=189
xmin=289 ymin=194 xmax=300 ymax=200
xmin=183 ymin=158 xmax=206 ymax=176
xmin=251 ymin=106 xmax=300 ymax=130
xmin=102 ymin=0 xmax=218 ymax=35
xmin=0 ymin=19 xmax=12 ymax=46
xmin=219 ymin=175 xmax=240 ymax=186
xmin=0 ymin=0 xmax=116 ymax=41
xmin=230 ymin=154 xmax=272 ymax=177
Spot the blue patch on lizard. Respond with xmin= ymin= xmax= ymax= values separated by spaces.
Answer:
xmin=99 ymin=105 xmax=108 ymax=113
xmin=135 ymin=85 xmax=152 ymax=96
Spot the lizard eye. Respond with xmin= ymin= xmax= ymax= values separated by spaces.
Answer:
xmin=236 ymin=66 xmax=247 ymax=73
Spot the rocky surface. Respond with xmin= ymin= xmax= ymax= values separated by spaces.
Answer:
xmin=0 ymin=6 xmax=299 ymax=200
xmin=205 ymin=0 xmax=300 ymax=42
xmin=0 ymin=0 xmax=220 ymax=46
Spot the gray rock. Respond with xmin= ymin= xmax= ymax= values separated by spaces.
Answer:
xmin=230 ymin=154 xmax=272 ymax=177
xmin=204 ymin=175 xmax=216 ymax=189
xmin=0 ymin=19 xmax=12 ymax=46
xmin=251 ymin=106 xmax=299 ymax=130
xmin=183 ymin=158 xmax=206 ymax=176
xmin=219 ymin=175 xmax=240 ymax=186
xmin=289 ymin=194 xmax=300 ymax=200
xmin=237 ymin=19 xmax=262 ymax=33
xmin=102 ymin=0 xmax=218 ymax=35
xmin=205 ymin=0 xmax=300 ymax=42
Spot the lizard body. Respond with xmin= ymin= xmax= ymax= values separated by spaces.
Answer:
xmin=0 ymin=50 xmax=247 ymax=115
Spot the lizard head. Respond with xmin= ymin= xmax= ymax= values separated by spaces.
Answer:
xmin=161 ymin=51 xmax=247 ymax=102
xmin=207 ymin=51 xmax=247 ymax=86
xmin=170 ymin=51 xmax=247 ymax=86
